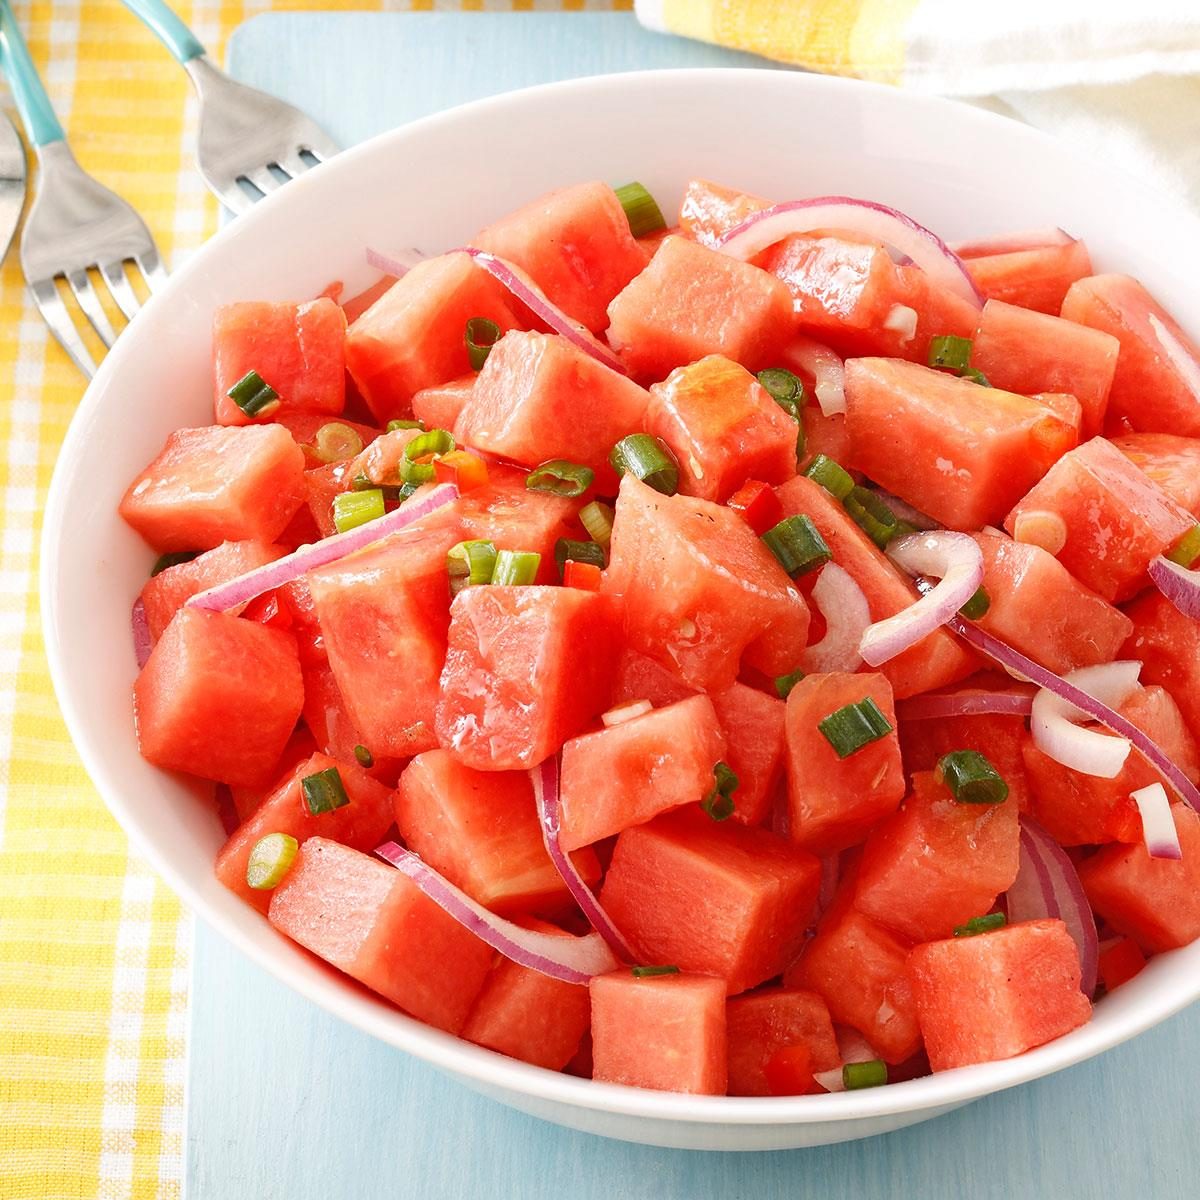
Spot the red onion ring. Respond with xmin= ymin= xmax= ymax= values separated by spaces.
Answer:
xmin=1030 ymin=661 xmax=1141 ymax=779
xmin=1130 ymin=783 xmax=1183 ymax=860
xmin=859 ymin=532 xmax=984 ymax=667
xmin=375 ymin=840 xmax=619 ymax=984
xmin=185 ymin=483 xmax=459 ymax=613
xmin=1149 ymin=555 xmax=1200 ymax=618
xmin=895 ymin=689 xmax=1034 ymax=721
xmin=781 ymin=336 xmax=845 ymax=417
xmin=131 ymin=597 xmax=152 ymax=668
xmin=951 ymin=228 xmax=1073 ymax=258
xmin=530 ymin=758 xmax=636 ymax=963
xmin=801 ymin=562 xmax=871 ymax=674
xmin=715 ymin=197 xmax=984 ymax=308
xmin=1148 ymin=313 xmax=1200 ymax=403
xmin=365 ymin=246 xmax=423 ymax=278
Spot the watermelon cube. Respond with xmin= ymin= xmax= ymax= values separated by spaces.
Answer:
xmin=411 ymin=374 xmax=476 ymax=434
xmin=120 ymin=424 xmax=306 ymax=552
xmin=1060 ymin=274 xmax=1200 ymax=436
xmin=677 ymin=178 xmax=770 ymax=247
xmin=301 ymin=461 xmax=352 ymax=539
xmin=844 ymin=358 xmax=1077 ymax=530
xmin=228 ymin=725 xmax=317 ymax=825
xmin=599 ymin=808 xmax=821 ymax=994
xmin=800 ymin=406 xmax=853 ymax=470
xmin=958 ymin=237 xmax=1092 ymax=314
xmin=212 ymin=298 xmax=346 ymax=425
xmin=1080 ymin=803 xmax=1200 ymax=952
xmin=972 ymin=531 xmax=1133 ymax=673
xmin=970 ymin=300 xmax=1119 ymax=438
xmin=606 ymin=235 xmax=794 ymax=381
xmin=645 ymin=355 xmax=798 ymax=502
xmin=1123 ymin=590 xmax=1200 ymax=742
xmin=710 ymin=682 xmax=787 ymax=827
xmin=436 ymin=585 xmax=620 ymax=770
xmin=907 ymin=919 xmax=1091 ymax=1071
xmin=268 ymin=838 xmax=494 ymax=1033
xmin=774 ymin=476 xmax=975 ymax=698
xmin=611 ymin=647 xmax=697 ymax=709
xmin=589 ymin=970 xmax=728 ymax=1094
xmin=558 ymin=695 xmax=726 ymax=850
xmin=344 ymin=251 xmax=521 ymax=423
xmin=785 ymin=672 xmax=905 ymax=854
xmin=134 ymin=608 xmax=303 ymax=786
xmin=394 ymin=749 xmax=600 ymax=914
xmin=214 ymin=751 xmax=393 ymax=912
xmin=1003 ymin=436 xmax=1193 ymax=602
xmin=726 ymin=988 xmax=840 ymax=1096
xmin=854 ymin=771 xmax=1020 ymax=943
xmin=299 ymin=656 xmax=369 ymax=766
xmin=460 ymin=918 xmax=591 ymax=1070
xmin=602 ymin=475 xmax=809 ymax=693
xmin=473 ymin=181 xmax=648 ymax=333
xmin=1111 ymin=432 xmax=1200 ymax=517
xmin=340 ymin=275 xmax=396 ymax=325
xmin=453 ymin=331 xmax=649 ymax=480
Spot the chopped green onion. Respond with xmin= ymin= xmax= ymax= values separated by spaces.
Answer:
xmin=353 ymin=745 xmax=374 ymax=768
xmin=631 ymin=964 xmax=680 ymax=978
xmin=757 ymin=368 xmax=807 ymax=419
xmin=312 ymin=422 xmax=364 ymax=464
xmin=937 ymin=750 xmax=1010 ymax=805
xmin=761 ymin=514 xmax=832 ymax=578
xmin=387 ymin=418 xmax=426 ymax=433
xmin=954 ymin=912 xmax=1007 ymax=938
xmin=928 ymin=335 xmax=973 ymax=373
xmin=614 ymin=182 xmax=667 ymax=239
xmin=700 ymin=761 xmax=738 ymax=821
xmin=465 ymin=317 xmax=502 ymax=370
xmin=1167 ymin=523 xmax=1200 ymax=567
xmin=804 ymin=453 xmax=855 ymax=501
xmin=554 ymin=538 xmax=606 ymax=580
xmin=579 ymin=500 xmax=615 ymax=548
xmin=958 ymin=586 xmax=991 ymax=620
xmin=332 ymin=489 xmax=384 ymax=534
xmin=610 ymin=433 xmax=679 ymax=496
xmin=301 ymin=767 xmax=350 ymax=816
xmin=843 ymin=1060 xmax=888 ymax=1090
xmin=526 ymin=459 xmax=595 ymax=498
xmin=150 ymin=550 xmax=199 ymax=577
xmin=775 ymin=669 xmax=806 ymax=699
xmin=447 ymin=539 xmax=497 ymax=595
xmin=399 ymin=428 xmax=456 ymax=484
xmin=245 ymin=832 xmax=299 ymax=890
xmin=350 ymin=472 xmax=374 ymax=491
xmin=226 ymin=369 xmax=280 ymax=418
xmin=962 ymin=367 xmax=991 ymax=387
xmin=396 ymin=481 xmax=421 ymax=503
xmin=491 ymin=549 xmax=541 ymax=587
xmin=843 ymin=486 xmax=900 ymax=550
xmin=819 ymin=697 xmax=893 ymax=759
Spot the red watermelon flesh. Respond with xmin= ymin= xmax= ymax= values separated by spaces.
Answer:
xmin=412 ymin=375 xmax=476 ymax=433
xmin=726 ymin=988 xmax=840 ymax=1096
xmin=1111 ymin=432 xmax=1200 ymax=517
xmin=959 ymin=239 xmax=1092 ymax=314
xmin=340 ymin=276 xmax=396 ymax=325
xmin=610 ymin=648 xmax=697 ymax=709
xmin=1123 ymin=590 xmax=1200 ymax=742
xmin=228 ymin=725 xmax=317 ymax=825
xmin=272 ymin=411 xmax=381 ymax=460
xmin=677 ymin=178 xmax=771 ymax=247
xmin=710 ymin=682 xmax=787 ymax=827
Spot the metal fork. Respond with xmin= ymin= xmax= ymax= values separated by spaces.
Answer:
xmin=122 ymin=0 xmax=340 ymax=214
xmin=0 ymin=0 xmax=166 ymax=379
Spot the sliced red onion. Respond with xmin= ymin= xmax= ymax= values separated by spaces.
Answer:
xmin=1130 ymin=783 xmax=1183 ymax=860
xmin=365 ymin=246 xmax=423 ymax=277
xmin=601 ymin=700 xmax=652 ymax=728
xmin=132 ymin=597 xmax=152 ymax=668
xmin=813 ymin=1068 xmax=845 ymax=1093
xmin=1149 ymin=313 xmax=1200 ymax=403
xmin=375 ymin=840 xmax=618 ymax=984
xmin=715 ymin=197 xmax=984 ymax=308
xmin=1006 ymin=817 xmax=1099 ymax=996
xmin=801 ymin=563 xmax=871 ymax=674
xmin=951 ymin=228 xmax=1073 ymax=258
xmin=1149 ymin=554 xmax=1200 ymax=618
xmin=186 ymin=483 xmax=458 ymax=613
xmin=882 ymin=303 xmax=918 ymax=344
xmin=1012 ymin=509 xmax=1068 ymax=556
xmin=530 ymin=757 xmax=636 ymax=963
xmin=459 ymin=247 xmax=628 ymax=375
xmin=859 ymin=532 xmax=984 ymax=667
xmin=781 ymin=336 xmax=845 ymax=417
xmin=896 ymin=688 xmax=1034 ymax=722
xmin=1030 ymin=661 xmax=1141 ymax=779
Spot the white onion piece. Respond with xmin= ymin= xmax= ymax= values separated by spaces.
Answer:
xmin=1131 ymin=783 xmax=1183 ymax=860
xmin=801 ymin=563 xmax=871 ymax=674
xmin=131 ymin=598 xmax=152 ymax=669
xmin=1030 ymin=661 xmax=1141 ymax=778
xmin=781 ymin=336 xmax=845 ymax=416
xmin=715 ymin=197 xmax=984 ymax=308
xmin=459 ymin=247 xmax=628 ymax=375
xmin=859 ymin=533 xmax=983 ymax=667
xmin=1149 ymin=554 xmax=1200 ymax=618
xmin=951 ymin=228 xmax=1073 ymax=258
xmin=1149 ymin=313 xmax=1200 ymax=403
xmin=813 ymin=1068 xmax=846 ymax=1093
xmin=375 ymin=840 xmax=618 ymax=983
xmin=1012 ymin=509 xmax=1068 ymax=556
xmin=601 ymin=700 xmax=652 ymax=728
xmin=883 ymin=303 xmax=919 ymax=344
xmin=896 ymin=688 xmax=1034 ymax=722
xmin=186 ymin=483 xmax=458 ymax=613
xmin=365 ymin=245 xmax=424 ymax=277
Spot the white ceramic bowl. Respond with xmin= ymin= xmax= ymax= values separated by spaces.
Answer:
xmin=42 ymin=68 xmax=1200 ymax=1151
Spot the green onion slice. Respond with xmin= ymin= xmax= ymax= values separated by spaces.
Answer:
xmin=928 ymin=335 xmax=973 ymax=373
xmin=775 ymin=669 xmax=806 ymax=699
xmin=554 ymin=538 xmax=606 ymax=581
xmin=353 ymin=745 xmax=374 ymax=768
xmin=579 ymin=500 xmax=615 ymax=548
xmin=761 ymin=514 xmax=832 ymax=578
xmin=819 ymin=697 xmax=893 ymax=759
xmin=465 ymin=317 xmax=502 ymax=371
xmin=954 ymin=912 xmax=1007 ymax=938
xmin=526 ymin=459 xmax=595 ymax=498
xmin=962 ymin=367 xmax=991 ymax=387
xmin=245 ymin=832 xmax=299 ymax=891
xmin=958 ymin=586 xmax=991 ymax=620
xmin=491 ymin=549 xmax=541 ymax=587
xmin=312 ymin=422 xmax=364 ymax=464
xmin=396 ymin=481 xmax=421 ymax=503
xmin=700 ymin=760 xmax=739 ymax=821
xmin=332 ymin=489 xmax=385 ymax=534
xmin=226 ymin=369 xmax=280 ymax=418
xmin=387 ymin=418 xmax=426 ymax=433
xmin=447 ymin=539 xmax=497 ymax=595
xmin=842 ymin=1060 xmax=888 ymax=1090
xmin=804 ymin=453 xmax=855 ymax=501
xmin=757 ymin=368 xmax=807 ymax=419
xmin=631 ymin=964 xmax=680 ymax=978
xmin=610 ymin=433 xmax=679 ymax=497
xmin=399 ymin=428 xmax=456 ymax=484
xmin=614 ymin=182 xmax=667 ymax=239
xmin=843 ymin=485 xmax=900 ymax=550
xmin=301 ymin=767 xmax=350 ymax=816
xmin=1167 ymin=523 xmax=1200 ymax=567
xmin=150 ymin=550 xmax=199 ymax=577
xmin=937 ymin=750 xmax=1010 ymax=805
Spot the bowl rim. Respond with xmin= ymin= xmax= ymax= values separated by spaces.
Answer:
xmin=40 ymin=64 xmax=1200 ymax=1129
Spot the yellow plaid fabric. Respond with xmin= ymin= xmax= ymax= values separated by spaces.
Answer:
xmin=0 ymin=2 xmax=627 ymax=1197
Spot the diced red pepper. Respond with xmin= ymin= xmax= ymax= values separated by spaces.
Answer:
xmin=562 ymin=559 xmax=602 ymax=591
xmin=241 ymin=589 xmax=294 ymax=631
xmin=762 ymin=1043 xmax=824 ymax=1096
xmin=1097 ymin=937 xmax=1147 ymax=992
xmin=726 ymin=479 xmax=783 ymax=535
xmin=433 ymin=449 xmax=490 ymax=492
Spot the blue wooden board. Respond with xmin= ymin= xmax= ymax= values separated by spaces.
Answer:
xmin=187 ymin=12 xmax=1200 ymax=1197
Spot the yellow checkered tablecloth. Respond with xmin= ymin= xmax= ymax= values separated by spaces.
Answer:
xmin=0 ymin=3 xmax=628 ymax=1197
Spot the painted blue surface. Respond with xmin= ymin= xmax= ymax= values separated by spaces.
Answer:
xmin=188 ymin=13 xmax=1200 ymax=1197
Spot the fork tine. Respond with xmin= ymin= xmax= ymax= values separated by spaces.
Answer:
xmin=66 ymin=268 xmax=119 ymax=349
xmin=244 ymin=167 xmax=283 ymax=197
xmin=30 ymin=278 xmax=98 ymax=379
xmin=135 ymin=249 xmax=169 ymax=294
xmin=275 ymin=153 xmax=308 ymax=180
xmin=100 ymin=260 xmax=142 ymax=322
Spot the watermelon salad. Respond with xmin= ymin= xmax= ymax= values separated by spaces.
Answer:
xmin=120 ymin=177 xmax=1200 ymax=1098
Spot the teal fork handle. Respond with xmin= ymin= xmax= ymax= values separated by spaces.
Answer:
xmin=0 ymin=0 xmax=65 ymax=147
xmin=122 ymin=0 xmax=205 ymax=65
